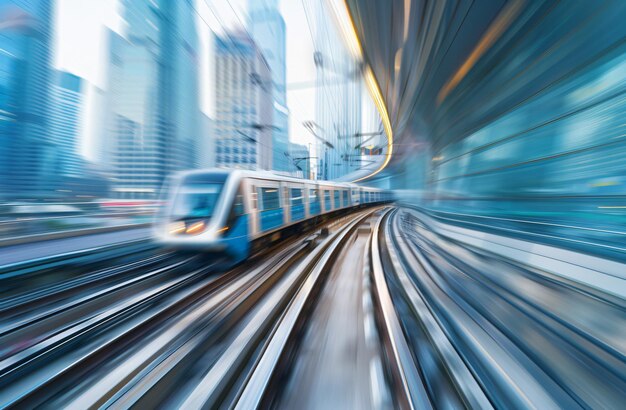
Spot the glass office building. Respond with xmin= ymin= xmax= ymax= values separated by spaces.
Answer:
xmin=0 ymin=0 xmax=54 ymax=199
xmin=248 ymin=0 xmax=290 ymax=172
xmin=104 ymin=0 xmax=201 ymax=199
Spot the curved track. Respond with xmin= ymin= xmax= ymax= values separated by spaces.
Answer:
xmin=378 ymin=208 xmax=626 ymax=409
xmin=0 ymin=206 xmax=623 ymax=409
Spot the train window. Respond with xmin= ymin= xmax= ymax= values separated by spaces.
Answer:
xmin=171 ymin=183 xmax=223 ymax=219
xmin=343 ymin=191 xmax=349 ymax=205
xmin=291 ymin=188 xmax=303 ymax=206
xmin=309 ymin=188 xmax=318 ymax=202
xmin=334 ymin=190 xmax=340 ymax=208
xmin=260 ymin=187 xmax=280 ymax=210
xmin=323 ymin=190 xmax=331 ymax=209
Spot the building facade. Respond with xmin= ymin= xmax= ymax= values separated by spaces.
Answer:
xmin=49 ymin=70 xmax=83 ymax=179
xmin=248 ymin=0 xmax=290 ymax=172
xmin=0 ymin=0 xmax=54 ymax=199
xmin=104 ymin=0 xmax=201 ymax=199
xmin=213 ymin=32 xmax=272 ymax=171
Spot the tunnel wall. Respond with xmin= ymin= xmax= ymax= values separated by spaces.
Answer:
xmin=424 ymin=2 xmax=626 ymax=230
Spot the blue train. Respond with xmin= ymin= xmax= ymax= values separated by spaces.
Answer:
xmin=153 ymin=169 xmax=391 ymax=260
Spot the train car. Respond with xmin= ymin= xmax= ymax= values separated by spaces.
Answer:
xmin=153 ymin=169 xmax=389 ymax=261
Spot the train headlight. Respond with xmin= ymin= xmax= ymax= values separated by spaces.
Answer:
xmin=215 ymin=226 xmax=229 ymax=235
xmin=185 ymin=221 xmax=206 ymax=235
xmin=169 ymin=221 xmax=186 ymax=235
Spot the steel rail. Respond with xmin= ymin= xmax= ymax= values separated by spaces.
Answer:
xmin=388 ymin=210 xmax=582 ymax=409
xmin=369 ymin=208 xmax=434 ymax=410
xmin=378 ymin=209 xmax=492 ymax=409
xmin=0 ymin=256 xmax=194 ymax=356
xmin=22 ymin=214 xmax=355 ymax=409
xmin=184 ymin=210 xmax=376 ymax=410
xmin=89 ymin=237 xmax=315 ymax=410
xmin=0 ymin=251 xmax=173 ymax=316
xmin=230 ymin=209 xmax=384 ymax=409
xmin=396 ymin=210 xmax=626 ymax=408
xmin=0 ymin=256 xmax=223 ymax=408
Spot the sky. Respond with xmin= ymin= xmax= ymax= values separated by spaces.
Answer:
xmin=53 ymin=0 xmax=320 ymax=161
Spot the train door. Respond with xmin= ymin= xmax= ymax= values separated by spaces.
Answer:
xmin=323 ymin=186 xmax=332 ymax=213
xmin=256 ymin=180 xmax=283 ymax=233
xmin=352 ymin=188 xmax=359 ymax=206
xmin=303 ymin=183 xmax=311 ymax=218
xmin=308 ymin=185 xmax=320 ymax=216
xmin=244 ymin=178 xmax=259 ymax=237
xmin=287 ymin=182 xmax=306 ymax=223
xmin=281 ymin=182 xmax=290 ymax=224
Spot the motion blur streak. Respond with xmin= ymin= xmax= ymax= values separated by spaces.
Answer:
xmin=0 ymin=0 xmax=625 ymax=409
xmin=346 ymin=0 xmax=626 ymax=252
xmin=437 ymin=0 xmax=525 ymax=104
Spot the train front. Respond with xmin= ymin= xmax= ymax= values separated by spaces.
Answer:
xmin=153 ymin=170 xmax=236 ymax=254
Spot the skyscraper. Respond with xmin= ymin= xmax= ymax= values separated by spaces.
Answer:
xmin=0 ymin=0 xmax=54 ymax=199
xmin=213 ymin=32 xmax=273 ymax=171
xmin=104 ymin=0 xmax=201 ymax=199
xmin=248 ymin=0 xmax=290 ymax=172
xmin=49 ymin=70 xmax=84 ymax=179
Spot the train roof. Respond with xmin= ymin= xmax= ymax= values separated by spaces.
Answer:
xmin=174 ymin=168 xmax=384 ymax=191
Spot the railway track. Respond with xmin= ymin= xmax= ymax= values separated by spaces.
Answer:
xmin=1 ymin=206 xmax=622 ymax=409
xmin=0 ymin=211 xmax=368 ymax=408
xmin=379 ymin=208 xmax=626 ymax=409
xmin=214 ymin=207 xmax=425 ymax=409
xmin=0 ymin=239 xmax=157 ymax=298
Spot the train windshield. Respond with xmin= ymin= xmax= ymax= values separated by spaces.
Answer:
xmin=171 ymin=183 xmax=223 ymax=220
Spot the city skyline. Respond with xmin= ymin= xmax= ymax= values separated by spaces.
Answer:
xmin=0 ymin=0 xmax=381 ymax=201
xmin=53 ymin=0 xmax=320 ymax=164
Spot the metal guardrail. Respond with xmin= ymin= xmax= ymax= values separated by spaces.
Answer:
xmin=0 ymin=222 xmax=151 ymax=248
xmin=0 ymin=238 xmax=153 ymax=280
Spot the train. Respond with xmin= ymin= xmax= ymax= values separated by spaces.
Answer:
xmin=153 ymin=169 xmax=391 ymax=261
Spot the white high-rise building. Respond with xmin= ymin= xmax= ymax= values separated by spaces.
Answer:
xmin=214 ymin=32 xmax=273 ymax=171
